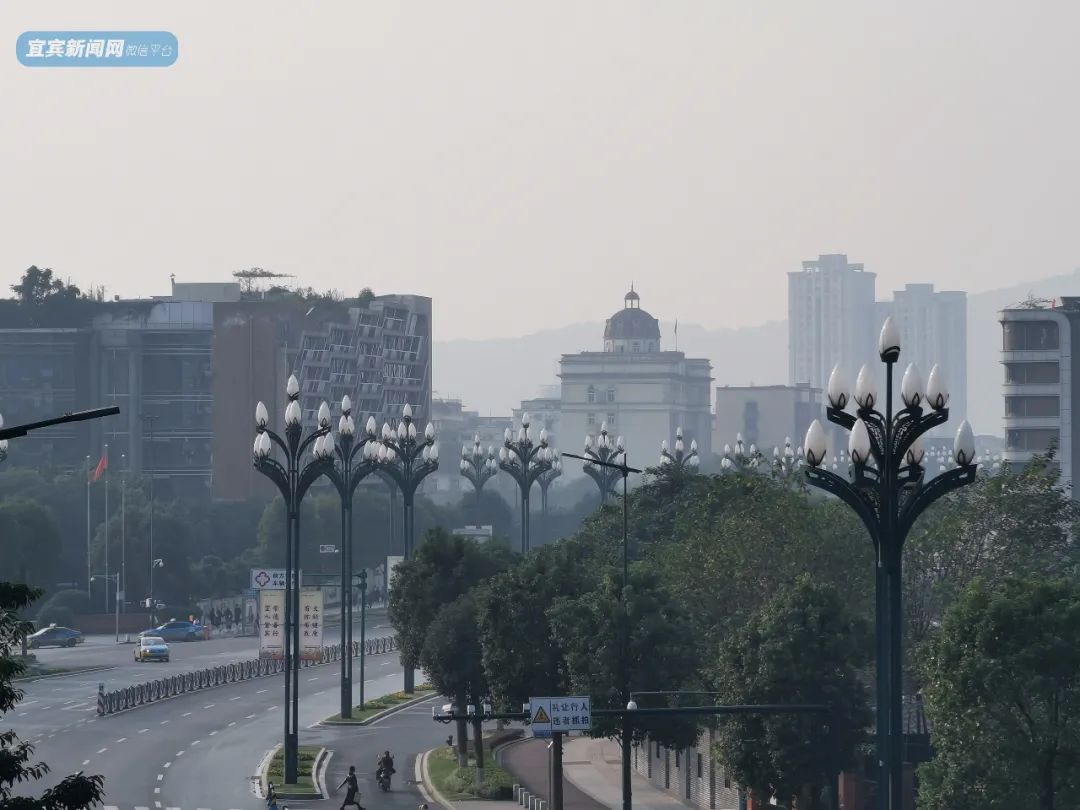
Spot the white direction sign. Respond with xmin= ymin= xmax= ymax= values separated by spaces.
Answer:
xmin=529 ymin=696 xmax=592 ymax=737
xmin=319 ymin=545 xmax=338 ymax=554
xmin=249 ymin=568 xmax=300 ymax=590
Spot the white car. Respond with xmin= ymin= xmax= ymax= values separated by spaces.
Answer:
xmin=135 ymin=636 xmax=170 ymax=662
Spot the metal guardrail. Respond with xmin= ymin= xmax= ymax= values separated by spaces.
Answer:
xmin=96 ymin=634 xmax=398 ymax=716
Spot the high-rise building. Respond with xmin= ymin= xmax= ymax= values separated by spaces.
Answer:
xmin=1000 ymin=297 xmax=1077 ymax=493
xmin=788 ymin=254 xmax=877 ymax=390
xmin=714 ymin=383 xmax=824 ymax=456
xmin=877 ymin=283 xmax=967 ymax=431
xmin=560 ymin=289 xmax=712 ymax=468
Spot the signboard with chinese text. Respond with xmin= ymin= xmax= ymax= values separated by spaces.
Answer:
xmin=300 ymin=588 xmax=324 ymax=661
xmin=259 ymin=590 xmax=284 ymax=659
xmin=250 ymin=568 xmax=300 ymax=590
xmin=528 ymin=696 xmax=591 ymax=737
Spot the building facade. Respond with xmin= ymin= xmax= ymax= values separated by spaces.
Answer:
xmin=1000 ymin=297 xmax=1077 ymax=492
xmin=714 ymin=383 xmax=823 ymax=455
xmin=560 ymin=290 xmax=712 ymax=470
xmin=788 ymin=254 xmax=877 ymax=390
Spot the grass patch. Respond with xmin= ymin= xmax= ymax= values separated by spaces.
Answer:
xmin=266 ymin=745 xmax=321 ymax=793
xmin=324 ymin=685 xmax=434 ymax=723
xmin=428 ymin=742 xmax=515 ymax=801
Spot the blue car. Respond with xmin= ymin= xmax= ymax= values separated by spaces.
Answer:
xmin=27 ymin=624 xmax=84 ymax=649
xmin=139 ymin=620 xmax=203 ymax=642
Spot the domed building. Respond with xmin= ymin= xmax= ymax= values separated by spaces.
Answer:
xmin=559 ymin=288 xmax=713 ymax=477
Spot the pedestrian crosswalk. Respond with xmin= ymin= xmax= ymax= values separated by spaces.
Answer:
xmin=105 ymin=806 xmax=250 ymax=810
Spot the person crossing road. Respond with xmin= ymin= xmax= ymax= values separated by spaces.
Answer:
xmin=337 ymin=765 xmax=364 ymax=810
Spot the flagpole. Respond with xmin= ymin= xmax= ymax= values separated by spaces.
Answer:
xmin=121 ymin=454 xmax=126 ymax=615
xmin=86 ymin=455 xmax=91 ymax=596
xmin=103 ymin=444 xmax=109 ymax=613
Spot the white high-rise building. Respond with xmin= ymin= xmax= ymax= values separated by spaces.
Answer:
xmin=878 ymin=284 xmax=967 ymax=429
xmin=788 ymin=254 xmax=877 ymax=390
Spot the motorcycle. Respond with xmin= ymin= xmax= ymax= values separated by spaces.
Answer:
xmin=376 ymin=768 xmax=391 ymax=792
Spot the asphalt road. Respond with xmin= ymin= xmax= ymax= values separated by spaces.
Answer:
xmin=15 ymin=644 xmax=431 ymax=810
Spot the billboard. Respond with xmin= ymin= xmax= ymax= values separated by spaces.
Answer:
xmin=259 ymin=589 xmax=285 ymax=659
xmin=300 ymin=588 xmax=324 ymax=661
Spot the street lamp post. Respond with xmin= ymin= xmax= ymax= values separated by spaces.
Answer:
xmin=537 ymin=454 xmax=562 ymax=516
xmin=581 ymin=423 xmax=624 ymax=504
xmin=497 ymin=413 xmax=551 ymax=554
xmin=252 ymin=377 xmax=333 ymax=784
xmin=562 ymin=449 xmax=640 ymax=810
xmin=659 ymin=427 xmax=699 ymax=471
xmin=319 ymin=395 xmax=378 ymax=719
xmin=90 ymin=573 xmax=120 ymax=643
xmin=803 ymin=317 xmax=977 ymax=810
xmin=459 ymin=435 xmax=498 ymax=520
xmin=372 ymin=403 xmax=438 ymax=694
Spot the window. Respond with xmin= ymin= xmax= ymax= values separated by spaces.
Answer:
xmin=724 ymin=774 xmax=731 ymax=789
xmin=697 ymin=753 xmax=703 ymax=778
xmin=1006 ymin=396 xmax=1060 ymax=418
xmin=1005 ymin=362 xmax=1060 ymax=385
xmin=587 ymin=385 xmax=596 ymax=404
xmin=607 ymin=386 xmax=616 ymax=403
xmin=1003 ymin=320 xmax=1059 ymax=351
xmin=655 ymin=741 xmax=661 ymax=758
xmin=675 ymin=750 xmax=680 ymax=768
xmin=587 ymin=412 xmax=596 ymax=427
xmin=1007 ymin=428 xmax=1060 ymax=452
xmin=631 ymin=341 xmax=641 ymax=352
xmin=607 ymin=412 xmax=616 ymax=426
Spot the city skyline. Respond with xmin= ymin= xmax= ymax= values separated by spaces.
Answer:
xmin=4 ymin=2 xmax=1080 ymax=340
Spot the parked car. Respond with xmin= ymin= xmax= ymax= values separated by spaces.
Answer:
xmin=135 ymin=636 xmax=170 ymax=662
xmin=138 ymin=620 xmax=203 ymax=642
xmin=27 ymin=624 xmax=84 ymax=649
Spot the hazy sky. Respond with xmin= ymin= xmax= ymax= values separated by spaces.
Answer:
xmin=2 ymin=2 xmax=1077 ymax=340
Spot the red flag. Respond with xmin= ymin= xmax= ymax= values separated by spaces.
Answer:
xmin=91 ymin=454 xmax=108 ymax=483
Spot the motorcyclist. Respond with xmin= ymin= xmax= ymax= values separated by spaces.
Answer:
xmin=375 ymin=751 xmax=395 ymax=788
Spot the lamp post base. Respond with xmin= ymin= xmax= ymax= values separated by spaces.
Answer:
xmin=404 ymin=665 xmax=414 ymax=694
xmin=341 ymin=676 xmax=351 ymax=719
xmin=284 ymin=732 xmax=299 ymax=784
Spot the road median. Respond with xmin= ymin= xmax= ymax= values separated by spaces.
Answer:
xmin=258 ymin=744 xmax=328 ymax=800
xmin=320 ymin=685 xmax=436 ymax=725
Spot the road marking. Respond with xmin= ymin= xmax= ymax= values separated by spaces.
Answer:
xmin=380 ymin=661 xmax=392 ymax=666
xmin=47 ymin=734 xmax=54 ymax=739
xmin=154 ymin=788 xmax=161 ymax=795
xmin=209 ymin=731 xmax=218 ymax=736
xmin=182 ymin=712 xmax=192 ymax=717
xmin=82 ymin=760 xmax=90 ymax=766
xmin=116 ymin=737 xmax=127 ymax=743
xmin=246 ymin=714 xmax=256 ymax=719
xmin=267 ymin=705 xmax=278 ymax=711
xmin=176 ymin=751 xmax=184 ymax=757
xmin=157 ymin=774 xmax=164 ymax=781
xmin=96 ymin=747 xmax=107 ymax=754
xmin=160 ymin=720 xmax=169 ymax=725
xmin=60 ymin=702 xmax=89 ymax=711
xmin=364 ymin=680 xmax=374 ymax=684
xmin=41 ymin=705 xmax=52 ymax=710
xmin=164 ymin=762 xmax=171 ymax=768
xmin=256 ymin=689 xmax=267 ymax=694
xmin=104 ymin=805 xmax=119 ymax=810
xmin=228 ymin=721 xmax=236 ymax=727
xmin=155 ymin=803 xmax=162 ymax=809
xmin=229 ymin=696 xmax=241 ymax=701
xmin=191 ymin=740 xmax=200 ymax=746
xmin=202 ymin=704 xmax=215 ymax=709
xmin=139 ymin=728 xmax=149 ymax=734
xmin=308 ymin=676 xmax=319 ymax=681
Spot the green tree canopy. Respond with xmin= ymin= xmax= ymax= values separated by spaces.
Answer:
xmin=919 ymin=577 xmax=1080 ymax=810
xmin=0 ymin=498 xmax=61 ymax=587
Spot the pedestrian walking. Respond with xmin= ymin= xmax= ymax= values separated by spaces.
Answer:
xmin=225 ymin=606 xmax=234 ymax=632
xmin=337 ymin=766 xmax=364 ymax=810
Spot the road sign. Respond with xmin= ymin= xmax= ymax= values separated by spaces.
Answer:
xmin=319 ymin=544 xmax=337 ymax=554
xmin=300 ymin=588 xmax=324 ymax=661
xmin=259 ymin=589 xmax=284 ymax=659
xmin=249 ymin=568 xmax=299 ymax=590
xmin=529 ymin=696 xmax=591 ymax=737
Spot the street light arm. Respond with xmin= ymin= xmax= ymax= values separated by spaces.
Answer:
xmin=891 ymin=408 xmax=948 ymax=473
xmin=805 ymin=467 xmax=881 ymax=546
xmin=260 ymin=427 xmax=290 ymax=459
xmin=897 ymin=464 xmax=977 ymax=540
xmin=254 ymin=457 xmax=290 ymax=501
xmin=321 ymin=464 xmax=347 ymax=498
xmin=347 ymin=460 xmax=379 ymax=499
xmin=297 ymin=457 xmax=333 ymax=501
xmin=298 ymin=425 xmax=330 ymax=457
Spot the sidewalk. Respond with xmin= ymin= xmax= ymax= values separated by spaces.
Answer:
xmin=497 ymin=736 xmax=692 ymax=810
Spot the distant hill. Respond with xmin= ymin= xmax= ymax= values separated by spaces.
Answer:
xmin=435 ymin=269 xmax=1080 ymax=438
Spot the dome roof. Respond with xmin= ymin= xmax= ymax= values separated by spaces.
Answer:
xmin=604 ymin=306 xmax=660 ymax=341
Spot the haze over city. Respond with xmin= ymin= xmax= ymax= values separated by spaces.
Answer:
xmin=3 ymin=1 xmax=1078 ymax=340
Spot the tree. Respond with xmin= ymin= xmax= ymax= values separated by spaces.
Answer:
xmin=918 ymin=577 xmax=1080 ymax=810
xmin=548 ymin=565 xmax=704 ymax=749
xmin=9 ymin=266 xmax=82 ymax=304
xmin=420 ymin=592 xmax=487 ymax=768
xmin=388 ymin=528 xmax=514 ymax=690
xmin=0 ymin=498 xmax=62 ymax=587
xmin=712 ymin=574 xmax=871 ymax=810
xmin=1 ymin=582 xmax=105 ymax=809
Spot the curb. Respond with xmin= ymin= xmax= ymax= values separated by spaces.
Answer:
xmin=14 ymin=665 xmax=115 ymax=683
xmin=258 ymin=743 xmax=328 ymax=801
xmin=419 ymin=747 xmax=457 ymax=810
xmin=318 ymin=691 xmax=438 ymax=726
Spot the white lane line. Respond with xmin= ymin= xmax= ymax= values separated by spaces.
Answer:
xmin=202 ymin=704 xmax=215 ymax=709
xmin=229 ymin=696 xmax=241 ymax=701
xmin=82 ymin=760 xmax=90 ymax=766
xmin=307 ymin=676 xmax=319 ymax=681
xmin=164 ymin=761 xmax=172 ymax=768
xmin=182 ymin=712 xmax=192 ymax=717
xmin=47 ymin=734 xmax=54 ymax=739
xmin=160 ymin=720 xmax=169 ymax=725
xmin=41 ymin=705 xmax=52 ymax=710
xmin=380 ymin=661 xmax=392 ymax=666
xmin=116 ymin=737 xmax=127 ymax=743
xmin=364 ymin=679 xmax=374 ymax=684
xmin=176 ymin=751 xmax=185 ymax=757
xmin=157 ymin=774 xmax=164 ymax=781
xmin=155 ymin=802 xmax=162 ymax=809
xmin=267 ymin=705 xmax=278 ymax=711
xmin=60 ymin=702 xmax=89 ymax=711
xmin=256 ymin=689 xmax=267 ymax=694
xmin=209 ymin=731 xmax=218 ymax=736
xmin=167 ymin=807 xmax=180 ymax=810
xmin=96 ymin=747 xmax=107 ymax=754
xmin=191 ymin=740 xmax=200 ymax=746
xmin=138 ymin=728 xmax=149 ymax=734
xmin=228 ymin=721 xmax=236 ymax=727
xmin=104 ymin=806 xmax=119 ymax=810
xmin=246 ymin=714 xmax=256 ymax=719
xmin=154 ymin=788 xmax=161 ymax=794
